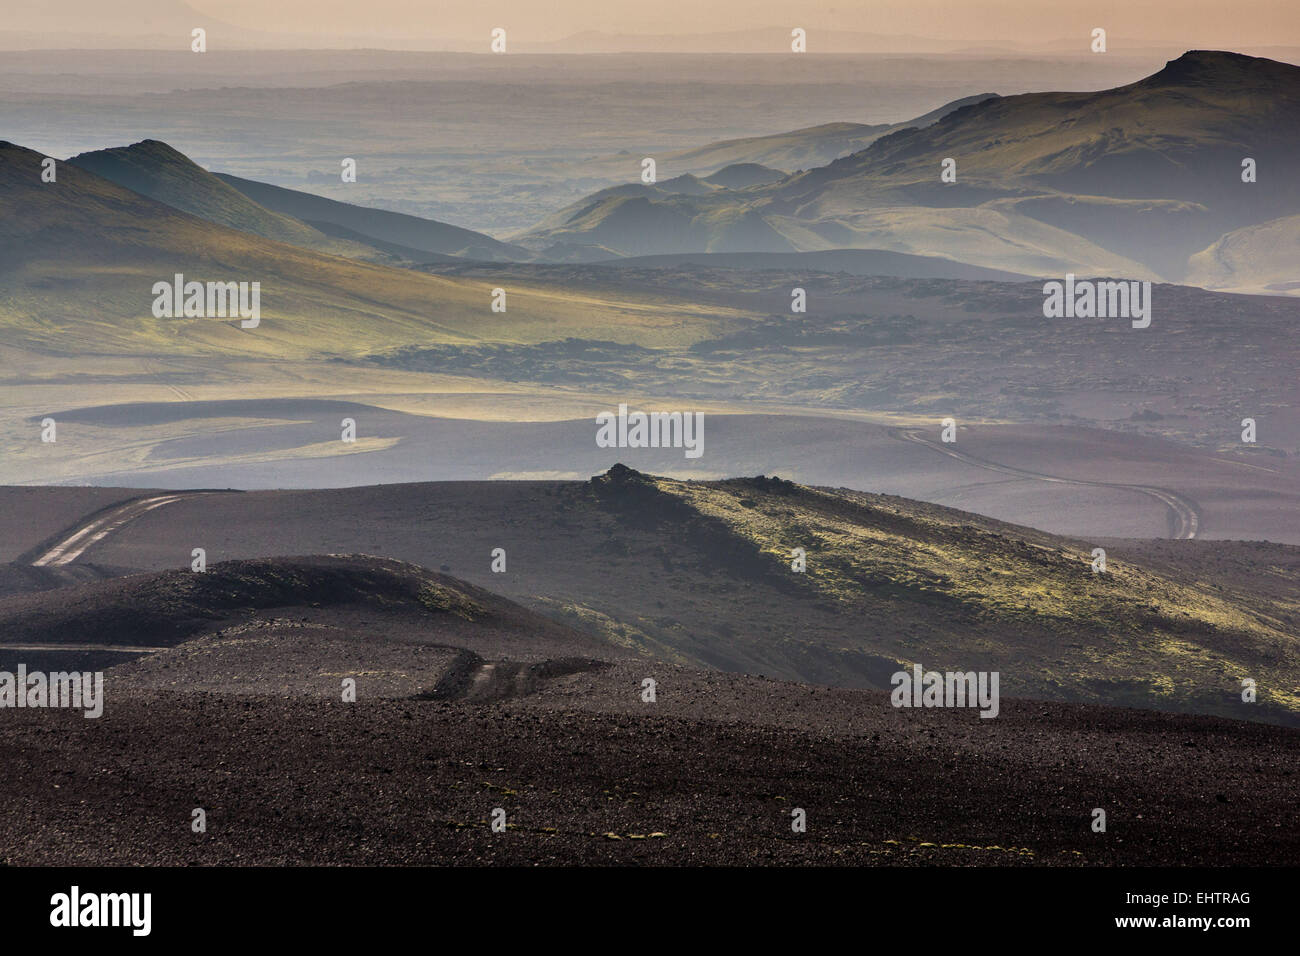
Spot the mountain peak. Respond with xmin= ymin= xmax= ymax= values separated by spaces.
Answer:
xmin=70 ymin=138 xmax=192 ymax=167
xmin=1146 ymin=50 xmax=1299 ymax=88
xmin=128 ymin=138 xmax=189 ymax=156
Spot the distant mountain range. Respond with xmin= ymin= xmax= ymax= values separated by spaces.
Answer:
xmin=659 ymin=94 xmax=1000 ymax=174
xmin=516 ymin=51 xmax=1300 ymax=292
xmin=2 ymin=49 xmax=1296 ymax=311
xmin=571 ymin=94 xmax=999 ymax=201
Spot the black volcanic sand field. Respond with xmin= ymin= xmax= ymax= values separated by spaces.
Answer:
xmin=3 ymin=690 xmax=1296 ymax=866
xmin=0 ymin=555 xmax=1295 ymax=866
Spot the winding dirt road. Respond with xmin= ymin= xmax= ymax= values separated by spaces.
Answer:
xmin=30 ymin=494 xmax=198 ymax=567
xmin=893 ymin=428 xmax=1201 ymax=540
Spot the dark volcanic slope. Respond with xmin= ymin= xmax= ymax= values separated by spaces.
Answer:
xmin=0 ymin=553 xmax=1295 ymax=866
xmin=11 ymin=469 xmax=1296 ymax=724
xmin=0 ymin=554 xmax=609 ymax=683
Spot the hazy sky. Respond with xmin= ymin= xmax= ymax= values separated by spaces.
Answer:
xmin=7 ymin=0 xmax=1299 ymax=48
xmin=204 ymin=0 xmax=1298 ymax=42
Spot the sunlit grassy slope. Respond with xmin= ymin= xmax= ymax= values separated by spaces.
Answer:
xmin=593 ymin=467 xmax=1300 ymax=722
xmin=0 ymin=142 xmax=746 ymax=358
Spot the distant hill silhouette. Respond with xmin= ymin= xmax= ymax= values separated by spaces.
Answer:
xmin=67 ymin=140 xmax=395 ymax=261
xmin=68 ymin=139 xmax=527 ymax=264
xmin=217 ymin=171 xmax=531 ymax=262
